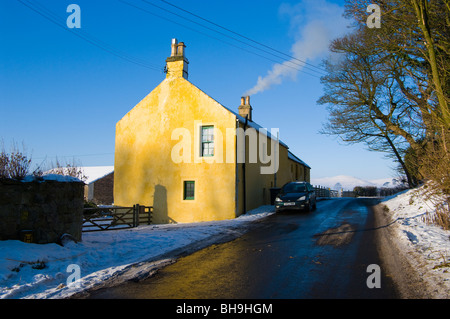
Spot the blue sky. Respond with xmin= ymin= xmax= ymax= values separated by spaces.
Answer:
xmin=0 ymin=0 xmax=397 ymax=180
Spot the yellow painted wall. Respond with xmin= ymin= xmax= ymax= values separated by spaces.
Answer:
xmin=235 ymin=122 xmax=311 ymax=216
xmin=115 ymin=41 xmax=311 ymax=222
xmin=114 ymin=75 xmax=237 ymax=224
xmin=287 ymin=159 xmax=310 ymax=183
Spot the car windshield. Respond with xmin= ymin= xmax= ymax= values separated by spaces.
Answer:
xmin=282 ymin=184 xmax=307 ymax=194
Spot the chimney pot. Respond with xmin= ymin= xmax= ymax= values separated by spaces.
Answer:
xmin=166 ymin=38 xmax=189 ymax=79
xmin=177 ymin=42 xmax=186 ymax=57
xmin=238 ymin=96 xmax=253 ymax=121
xmin=171 ymin=38 xmax=178 ymax=57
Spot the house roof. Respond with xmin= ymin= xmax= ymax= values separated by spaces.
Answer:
xmin=183 ymin=80 xmax=310 ymax=169
xmin=235 ymin=113 xmax=289 ymax=149
xmin=81 ymin=166 xmax=114 ymax=184
xmin=288 ymin=151 xmax=311 ymax=169
xmin=232 ymin=108 xmax=311 ymax=169
xmin=46 ymin=166 xmax=114 ymax=184
xmin=184 ymin=80 xmax=289 ymax=148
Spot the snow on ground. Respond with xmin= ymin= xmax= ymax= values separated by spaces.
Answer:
xmin=382 ymin=186 xmax=450 ymax=295
xmin=0 ymin=206 xmax=274 ymax=299
xmin=2 ymin=188 xmax=449 ymax=299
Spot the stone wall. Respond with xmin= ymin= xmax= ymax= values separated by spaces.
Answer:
xmin=0 ymin=176 xmax=85 ymax=244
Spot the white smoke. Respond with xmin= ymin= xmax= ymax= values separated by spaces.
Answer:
xmin=244 ymin=0 xmax=349 ymax=96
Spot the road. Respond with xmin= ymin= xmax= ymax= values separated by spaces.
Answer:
xmin=86 ymin=198 xmax=400 ymax=299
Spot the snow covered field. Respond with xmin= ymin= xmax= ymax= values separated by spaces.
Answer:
xmin=381 ymin=186 xmax=450 ymax=297
xmin=311 ymin=175 xmax=401 ymax=191
xmin=0 ymin=206 xmax=275 ymax=299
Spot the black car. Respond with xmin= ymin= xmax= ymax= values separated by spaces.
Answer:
xmin=274 ymin=181 xmax=316 ymax=213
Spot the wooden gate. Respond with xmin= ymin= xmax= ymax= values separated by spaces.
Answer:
xmin=82 ymin=204 xmax=152 ymax=232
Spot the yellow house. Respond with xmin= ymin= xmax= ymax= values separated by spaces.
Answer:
xmin=114 ymin=39 xmax=311 ymax=224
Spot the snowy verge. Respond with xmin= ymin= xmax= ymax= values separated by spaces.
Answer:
xmin=381 ymin=186 xmax=450 ymax=297
xmin=0 ymin=206 xmax=274 ymax=299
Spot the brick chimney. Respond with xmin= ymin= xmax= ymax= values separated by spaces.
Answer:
xmin=165 ymin=38 xmax=189 ymax=79
xmin=238 ymin=96 xmax=252 ymax=121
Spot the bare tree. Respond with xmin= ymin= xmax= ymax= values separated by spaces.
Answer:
xmin=320 ymin=0 xmax=449 ymax=192
xmin=48 ymin=158 xmax=87 ymax=182
xmin=0 ymin=141 xmax=32 ymax=180
xmin=319 ymin=30 xmax=423 ymax=187
xmin=344 ymin=0 xmax=449 ymax=129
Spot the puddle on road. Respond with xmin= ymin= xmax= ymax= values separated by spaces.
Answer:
xmin=314 ymin=223 xmax=356 ymax=247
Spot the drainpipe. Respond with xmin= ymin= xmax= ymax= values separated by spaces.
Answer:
xmin=274 ymin=130 xmax=278 ymax=187
xmin=242 ymin=114 xmax=248 ymax=214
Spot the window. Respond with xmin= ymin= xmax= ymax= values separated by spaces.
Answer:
xmin=184 ymin=181 xmax=195 ymax=200
xmin=281 ymin=183 xmax=306 ymax=194
xmin=201 ymin=126 xmax=214 ymax=157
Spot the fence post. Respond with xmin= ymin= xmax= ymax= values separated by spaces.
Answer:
xmin=135 ymin=204 xmax=140 ymax=227
xmin=137 ymin=205 xmax=143 ymax=227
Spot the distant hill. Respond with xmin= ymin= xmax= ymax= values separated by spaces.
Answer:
xmin=310 ymin=175 xmax=402 ymax=191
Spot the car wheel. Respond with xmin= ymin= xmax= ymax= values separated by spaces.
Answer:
xmin=305 ymin=201 xmax=312 ymax=212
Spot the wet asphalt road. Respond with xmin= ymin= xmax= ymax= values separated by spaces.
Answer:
xmin=87 ymin=198 xmax=400 ymax=299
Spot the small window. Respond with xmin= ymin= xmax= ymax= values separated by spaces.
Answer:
xmin=201 ymin=126 xmax=214 ymax=157
xmin=184 ymin=181 xmax=195 ymax=200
